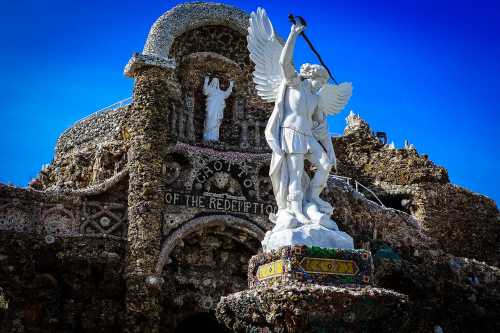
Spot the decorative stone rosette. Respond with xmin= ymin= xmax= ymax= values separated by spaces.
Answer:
xmin=248 ymin=245 xmax=373 ymax=288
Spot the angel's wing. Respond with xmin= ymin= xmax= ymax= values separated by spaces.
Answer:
xmin=247 ymin=7 xmax=284 ymax=103
xmin=318 ymin=82 xmax=353 ymax=116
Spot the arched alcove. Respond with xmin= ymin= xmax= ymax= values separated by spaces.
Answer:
xmin=170 ymin=25 xmax=250 ymax=67
xmin=156 ymin=214 xmax=264 ymax=274
xmin=157 ymin=214 xmax=263 ymax=332
xmin=176 ymin=51 xmax=246 ymax=144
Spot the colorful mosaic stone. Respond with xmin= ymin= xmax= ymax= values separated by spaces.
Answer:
xmin=248 ymin=245 xmax=374 ymax=288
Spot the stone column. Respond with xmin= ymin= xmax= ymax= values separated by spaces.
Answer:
xmin=254 ymin=120 xmax=261 ymax=147
xmin=232 ymin=98 xmax=239 ymax=122
xmin=177 ymin=109 xmax=186 ymax=141
xmin=240 ymin=120 xmax=249 ymax=149
xmin=125 ymin=66 xmax=179 ymax=333
xmin=169 ymin=102 xmax=178 ymax=137
xmin=185 ymin=95 xmax=195 ymax=141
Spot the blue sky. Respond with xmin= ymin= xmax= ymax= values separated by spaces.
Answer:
xmin=0 ymin=0 xmax=499 ymax=205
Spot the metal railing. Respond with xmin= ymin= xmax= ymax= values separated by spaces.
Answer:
xmin=95 ymin=97 xmax=133 ymax=114
xmin=329 ymin=174 xmax=421 ymax=224
xmin=328 ymin=174 xmax=385 ymax=208
xmin=329 ymin=174 xmax=353 ymax=186
xmin=60 ymin=97 xmax=133 ymax=137
xmin=354 ymin=181 xmax=385 ymax=207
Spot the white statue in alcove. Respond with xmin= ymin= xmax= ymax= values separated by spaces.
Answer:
xmin=203 ymin=76 xmax=234 ymax=141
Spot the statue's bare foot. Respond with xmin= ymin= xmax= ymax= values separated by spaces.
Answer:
xmin=311 ymin=197 xmax=333 ymax=214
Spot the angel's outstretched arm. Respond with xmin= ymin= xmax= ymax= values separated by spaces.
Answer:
xmin=279 ymin=24 xmax=304 ymax=84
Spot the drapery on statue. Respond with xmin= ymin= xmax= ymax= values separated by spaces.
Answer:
xmin=248 ymin=8 xmax=354 ymax=250
xmin=203 ymin=76 xmax=234 ymax=142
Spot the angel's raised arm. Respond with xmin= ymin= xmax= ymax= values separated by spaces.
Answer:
xmin=224 ymin=81 xmax=234 ymax=98
xmin=279 ymin=24 xmax=304 ymax=85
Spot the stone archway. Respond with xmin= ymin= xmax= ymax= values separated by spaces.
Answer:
xmin=142 ymin=3 xmax=249 ymax=61
xmin=157 ymin=214 xmax=264 ymax=332
xmin=155 ymin=214 xmax=264 ymax=274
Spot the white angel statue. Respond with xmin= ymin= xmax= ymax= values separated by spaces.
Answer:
xmin=203 ymin=76 xmax=234 ymax=141
xmin=248 ymin=8 xmax=353 ymax=243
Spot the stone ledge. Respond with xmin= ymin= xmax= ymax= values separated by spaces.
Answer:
xmin=216 ymin=283 xmax=409 ymax=332
xmin=124 ymin=52 xmax=177 ymax=77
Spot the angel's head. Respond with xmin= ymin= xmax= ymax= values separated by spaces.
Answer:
xmin=209 ymin=77 xmax=220 ymax=90
xmin=300 ymin=63 xmax=329 ymax=91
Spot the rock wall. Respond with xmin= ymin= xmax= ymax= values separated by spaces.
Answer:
xmin=412 ymin=183 xmax=500 ymax=266
xmin=34 ymin=106 xmax=132 ymax=191
xmin=1 ymin=175 xmax=498 ymax=332
xmin=0 ymin=232 xmax=126 ymax=332
xmin=335 ymin=112 xmax=449 ymax=186
xmin=325 ymin=181 xmax=500 ymax=332
xmin=334 ymin=113 xmax=500 ymax=266
xmin=4 ymin=104 xmax=499 ymax=333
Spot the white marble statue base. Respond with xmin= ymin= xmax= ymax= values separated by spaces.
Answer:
xmin=262 ymin=224 xmax=354 ymax=252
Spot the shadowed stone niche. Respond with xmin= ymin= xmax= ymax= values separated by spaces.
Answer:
xmin=159 ymin=222 xmax=261 ymax=332
xmin=170 ymin=25 xmax=250 ymax=67
xmin=177 ymin=52 xmax=245 ymax=145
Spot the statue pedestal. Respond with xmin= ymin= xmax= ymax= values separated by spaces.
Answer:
xmin=216 ymin=246 xmax=409 ymax=332
xmin=249 ymin=245 xmax=373 ymax=287
xmin=262 ymin=224 xmax=354 ymax=253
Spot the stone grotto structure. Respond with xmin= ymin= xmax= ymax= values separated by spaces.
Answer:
xmin=0 ymin=2 xmax=499 ymax=332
